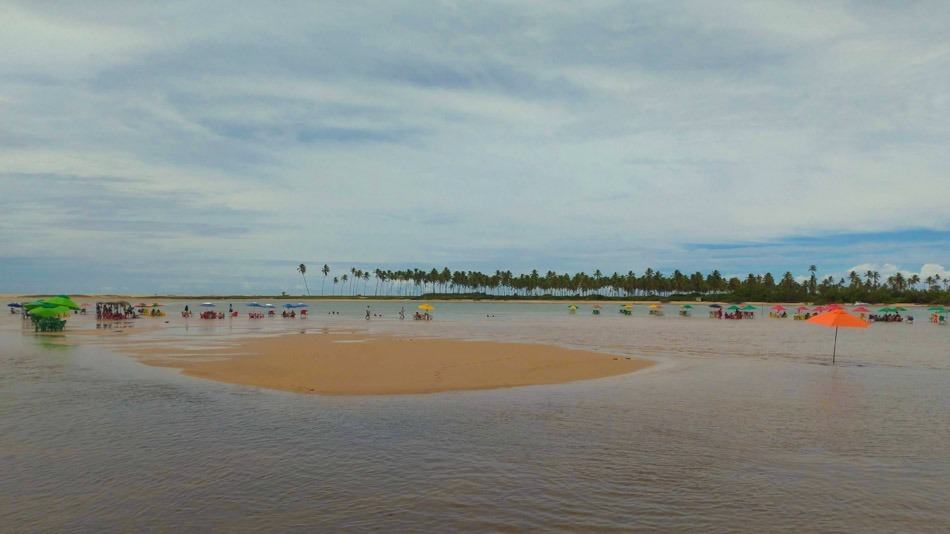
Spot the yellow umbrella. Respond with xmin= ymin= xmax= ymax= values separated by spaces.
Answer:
xmin=649 ymin=303 xmax=662 ymax=309
xmin=418 ymin=304 xmax=434 ymax=311
xmin=622 ymin=304 xmax=633 ymax=309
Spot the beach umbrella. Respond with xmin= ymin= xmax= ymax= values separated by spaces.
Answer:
xmin=770 ymin=305 xmax=786 ymax=311
xmin=622 ymin=304 xmax=633 ymax=309
xmin=568 ymin=304 xmax=577 ymax=310
xmin=852 ymin=306 xmax=870 ymax=313
xmin=418 ymin=304 xmax=434 ymax=311
xmin=592 ymin=304 xmax=602 ymax=309
xmin=741 ymin=305 xmax=757 ymax=311
xmin=284 ymin=303 xmax=295 ymax=309
xmin=893 ymin=306 xmax=907 ymax=312
xmin=878 ymin=307 xmax=896 ymax=313
xmin=43 ymin=296 xmax=81 ymax=310
xmin=200 ymin=302 xmax=215 ymax=308
xmin=649 ymin=303 xmax=662 ymax=309
xmin=807 ymin=309 xmax=869 ymax=364
xmin=296 ymin=303 xmax=309 ymax=308
xmin=726 ymin=305 xmax=741 ymax=311
xmin=151 ymin=303 xmax=163 ymax=307
xmin=7 ymin=303 xmax=22 ymax=308
xmin=29 ymin=305 xmax=71 ymax=318
xmin=248 ymin=302 xmax=262 ymax=308
xmin=928 ymin=306 xmax=946 ymax=311
xmin=708 ymin=304 xmax=722 ymax=308
xmin=681 ymin=304 xmax=693 ymax=309
xmin=824 ymin=303 xmax=843 ymax=310
xmin=263 ymin=303 xmax=275 ymax=308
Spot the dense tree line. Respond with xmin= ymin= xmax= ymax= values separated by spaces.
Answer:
xmin=300 ymin=264 xmax=950 ymax=304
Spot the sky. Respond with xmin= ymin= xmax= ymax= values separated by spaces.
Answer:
xmin=1 ymin=0 xmax=949 ymax=294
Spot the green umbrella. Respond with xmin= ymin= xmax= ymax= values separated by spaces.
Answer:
xmin=741 ymin=305 xmax=757 ymax=311
xmin=726 ymin=305 xmax=741 ymax=311
xmin=878 ymin=307 xmax=896 ymax=313
xmin=43 ymin=296 xmax=80 ymax=310
xmin=29 ymin=306 xmax=71 ymax=318
xmin=681 ymin=304 xmax=693 ymax=309
xmin=893 ymin=306 xmax=907 ymax=312
xmin=928 ymin=306 xmax=946 ymax=312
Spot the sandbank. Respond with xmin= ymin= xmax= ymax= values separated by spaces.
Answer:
xmin=136 ymin=332 xmax=652 ymax=395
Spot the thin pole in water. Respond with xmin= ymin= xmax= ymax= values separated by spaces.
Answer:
xmin=832 ymin=326 xmax=838 ymax=365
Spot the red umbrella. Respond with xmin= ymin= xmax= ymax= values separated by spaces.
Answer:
xmin=797 ymin=306 xmax=809 ymax=312
xmin=852 ymin=306 xmax=870 ymax=313
xmin=807 ymin=309 xmax=869 ymax=364
xmin=770 ymin=305 xmax=786 ymax=311
xmin=824 ymin=303 xmax=843 ymax=310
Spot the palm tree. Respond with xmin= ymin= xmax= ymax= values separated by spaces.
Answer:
xmin=321 ymin=264 xmax=330 ymax=295
xmin=297 ymin=264 xmax=310 ymax=296
xmin=341 ymin=274 xmax=349 ymax=295
xmin=332 ymin=276 xmax=339 ymax=295
xmin=808 ymin=265 xmax=817 ymax=295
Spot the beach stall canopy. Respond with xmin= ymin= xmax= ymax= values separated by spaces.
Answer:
xmin=807 ymin=309 xmax=869 ymax=364
xmin=28 ymin=305 xmax=71 ymax=318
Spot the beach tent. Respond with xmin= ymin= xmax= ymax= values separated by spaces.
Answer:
xmin=29 ymin=305 xmax=70 ymax=317
xmin=807 ymin=309 xmax=869 ymax=364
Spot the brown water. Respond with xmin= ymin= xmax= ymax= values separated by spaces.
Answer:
xmin=2 ymin=301 xmax=948 ymax=531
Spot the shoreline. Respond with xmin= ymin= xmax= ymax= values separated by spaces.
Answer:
xmin=130 ymin=332 xmax=653 ymax=395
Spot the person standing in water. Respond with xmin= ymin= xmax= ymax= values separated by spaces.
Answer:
xmin=399 ymin=306 xmax=405 ymax=320
xmin=365 ymin=306 xmax=371 ymax=320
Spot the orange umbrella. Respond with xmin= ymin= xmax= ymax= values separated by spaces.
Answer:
xmin=807 ymin=309 xmax=869 ymax=364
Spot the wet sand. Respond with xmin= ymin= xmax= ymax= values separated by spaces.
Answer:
xmin=135 ymin=332 xmax=652 ymax=395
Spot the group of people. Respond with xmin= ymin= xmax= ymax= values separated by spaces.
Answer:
xmin=96 ymin=302 xmax=135 ymax=321
xmin=869 ymin=313 xmax=911 ymax=323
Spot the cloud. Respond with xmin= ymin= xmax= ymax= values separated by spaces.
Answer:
xmin=2 ymin=1 xmax=950 ymax=292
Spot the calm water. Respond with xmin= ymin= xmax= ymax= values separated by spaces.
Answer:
xmin=2 ymin=301 xmax=948 ymax=532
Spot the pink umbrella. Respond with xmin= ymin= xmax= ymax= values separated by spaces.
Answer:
xmin=852 ymin=306 xmax=870 ymax=313
xmin=770 ymin=305 xmax=786 ymax=311
xmin=797 ymin=306 xmax=809 ymax=312
xmin=814 ymin=306 xmax=826 ymax=313
xmin=825 ymin=303 xmax=844 ymax=310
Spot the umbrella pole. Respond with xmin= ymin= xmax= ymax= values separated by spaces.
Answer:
xmin=832 ymin=326 xmax=838 ymax=365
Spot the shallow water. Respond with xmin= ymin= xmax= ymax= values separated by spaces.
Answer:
xmin=1 ymin=301 xmax=948 ymax=531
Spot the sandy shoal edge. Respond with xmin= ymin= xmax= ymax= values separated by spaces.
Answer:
xmin=129 ymin=332 xmax=653 ymax=395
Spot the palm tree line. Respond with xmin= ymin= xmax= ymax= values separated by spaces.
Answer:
xmin=294 ymin=264 xmax=950 ymax=304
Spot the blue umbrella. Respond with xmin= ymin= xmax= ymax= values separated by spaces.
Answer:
xmin=247 ymin=302 xmax=263 ymax=308
xmin=7 ymin=303 xmax=21 ymax=308
xmin=284 ymin=303 xmax=295 ymax=309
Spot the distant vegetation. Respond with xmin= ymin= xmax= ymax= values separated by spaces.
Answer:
xmin=297 ymin=265 xmax=950 ymax=304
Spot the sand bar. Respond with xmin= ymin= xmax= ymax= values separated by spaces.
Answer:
xmin=136 ymin=332 xmax=652 ymax=395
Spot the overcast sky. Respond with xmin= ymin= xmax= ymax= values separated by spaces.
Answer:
xmin=2 ymin=1 xmax=949 ymax=294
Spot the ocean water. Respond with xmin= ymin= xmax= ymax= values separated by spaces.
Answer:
xmin=1 ymin=301 xmax=948 ymax=531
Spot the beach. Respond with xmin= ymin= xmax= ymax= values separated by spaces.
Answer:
xmin=2 ymin=299 xmax=948 ymax=531
xmin=135 ymin=332 xmax=651 ymax=395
